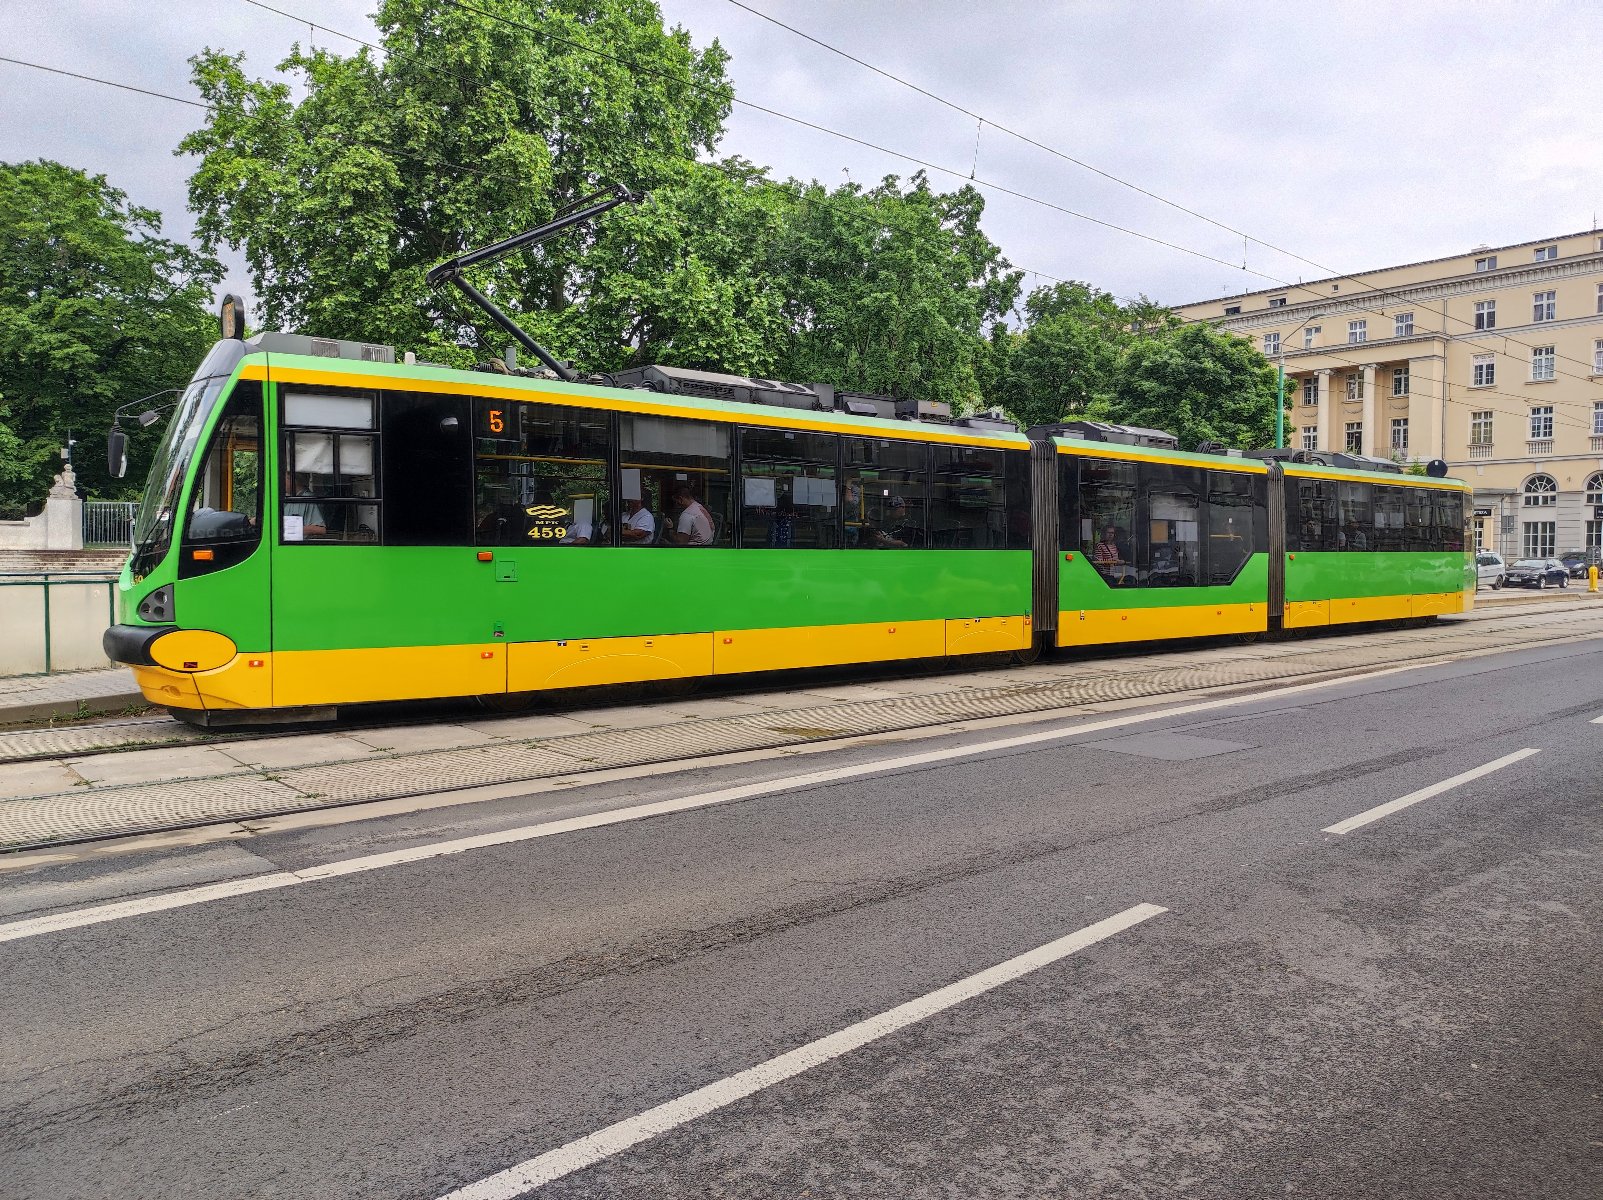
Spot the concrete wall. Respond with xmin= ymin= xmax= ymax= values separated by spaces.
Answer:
xmin=0 ymin=467 xmax=84 ymax=552
xmin=0 ymin=550 xmax=128 ymax=677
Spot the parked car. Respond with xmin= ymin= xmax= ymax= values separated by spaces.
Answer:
xmin=1475 ymin=551 xmax=1506 ymax=589
xmin=1558 ymin=550 xmax=1594 ymax=579
xmin=1503 ymin=558 xmax=1570 ymax=589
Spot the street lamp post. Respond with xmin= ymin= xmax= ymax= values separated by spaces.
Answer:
xmin=1273 ymin=312 xmax=1326 ymax=449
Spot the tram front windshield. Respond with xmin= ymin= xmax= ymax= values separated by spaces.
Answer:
xmin=129 ymin=373 xmax=228 ymax=576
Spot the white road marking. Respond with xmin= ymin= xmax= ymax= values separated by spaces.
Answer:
xmin=0 ymin=665 xmax=1421 ymax=945
xmin=1322 ymin=748 xmax=1540 ymax=836
xmin=435 ymin=902 xmax=1168 ymax=1200
xmin=1591 ymin=714 xmax=1603 ymax=724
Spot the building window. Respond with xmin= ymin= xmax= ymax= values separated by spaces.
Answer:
xmin=1529 ymin=407 xmax=1554 ymax=440
xmin=1470 ymin=410 xmax=1493 ymax=446
xmin=1269 ymin=296 xmax=1287 ymax=308
xmin=1474 ymin=300 xmax=1496 ymax=330
xmin=1303 ymin=325 xmax=1320 ymax=348
xmin=1533 ymin=245 xmax=1557 ymax=262
xmin=1345 ymin=422 xmax=1362 ymax=452
xmin=1392 ymin=366 xmax=1410 ymax=396
xmin=1524 ymin=521 xmax=1556 ymax=558
xmin=1346 ymin=372 xmax=1366 ymax=400
xmin=1533 ymin=290 xmax=1556 ymax=322
xmin=1475 ymin=255 xmax=1498 ymax=272
xmin=1594 ymin=403 xmax=1603 ymax=437
xmin=1302 ymin=377 xmax=1317 ymax=406
xmin=1472 ymin=354 xmax=1495 ymax=387
xmin=1394 ymin=312 xmax=1414 ymax=337
xmin=1348 ymin=319 xmax=1367 ymax=344
xmin=1524 ymin=473 xmax=1557 ymax=505
xmin=1531 ymin=346 xmax=1556 ymax=381
xmin=1595 ymin=339 xmax=1603 ymax=374
xmin=1597 ymin=282 xmax=1603 ymax=314
xmin=1224 ymin=305 xmax=1241 ymax=316
xmin=1586 ymin=472 xmax=1603 ymax=505
xmin=1390 ymin=418 xmax=1409 ymax=453
xmin=1301 ymin=426 xmax=1317 ymax=451
xmin=1263 ymin=332 xmax=1280 ymax=355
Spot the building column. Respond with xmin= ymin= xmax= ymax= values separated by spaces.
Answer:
xmin=1405 ymin=353 xmax=1446 ymax=464
xmin=1315 ymin=369 xmax=1335 ymax=453
xmin=1361 ymin=365 xmax=1380 ymax=457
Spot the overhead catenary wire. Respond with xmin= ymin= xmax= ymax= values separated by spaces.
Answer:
xmin=716 ymin=0 xmax=1603 ymax=390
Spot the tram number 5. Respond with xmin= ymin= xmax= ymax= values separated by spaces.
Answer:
xmin=488 ymin=408 xmax=504 ymax=433
xmin=527 ymin=525 xmax=568 ymax=540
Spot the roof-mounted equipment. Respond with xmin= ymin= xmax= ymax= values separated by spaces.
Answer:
xmin=426 ymin=183 xmax=642 ymax=382
xmin=1032 ymin=420 xmax=1178 ymax=449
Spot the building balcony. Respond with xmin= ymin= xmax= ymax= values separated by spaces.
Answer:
xmin=1468 ymin=443 xmax=1493 ymax=459
xmin=1592 ymin=435 xmax=1603 ymax=453
xmin=1527 ymin=439 xmax=1553 ymax=455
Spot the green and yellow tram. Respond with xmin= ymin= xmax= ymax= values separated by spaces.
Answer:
xmin=104 ymin=312 xmax=1472 ymax=723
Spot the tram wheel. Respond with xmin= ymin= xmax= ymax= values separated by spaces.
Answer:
xmin=1012 ymin=635 xmax=1047 ymax=666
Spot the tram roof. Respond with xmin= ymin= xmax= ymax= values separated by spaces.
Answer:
xmin=236 ymin=352 xmax=1031 ymax=452
xmin=1052 ymin=435 xmax=1468 ymax=490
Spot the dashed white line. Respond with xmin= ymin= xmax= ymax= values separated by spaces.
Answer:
xmin=0 ymin=664 xmax=1422 ymax=945
xmin=1590 ymin=714 xmax=1603 ymax=724
xmin=1322 ymin=748 xmax=1540 ymax=836
xmin=434 ymin=902 xmax=1168 ymax=1199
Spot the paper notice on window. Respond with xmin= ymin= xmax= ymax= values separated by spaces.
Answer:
xmin=283 ymin=514 xmax=305 ymax=542
xmin=744 ymin=476 xmax=776 ymax=506
xmin=621 ymin=468 xmax=642 ymax=502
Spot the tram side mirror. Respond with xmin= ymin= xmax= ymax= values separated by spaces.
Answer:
xmin=107 ymin=428 xmax=128 ymax=479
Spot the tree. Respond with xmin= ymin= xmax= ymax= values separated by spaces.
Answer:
xmin=0 ymin=160 xmax=221 ymax=514
xmin=992 ymin=281 xmax=1127 ymax=429
xmin=1104 ymin=321 xmax=1282 ymax=451
xmin=766 ymin=174 xmax=1020 ymax=410
xmin=181 ymin=0 xmax=733 ymax=365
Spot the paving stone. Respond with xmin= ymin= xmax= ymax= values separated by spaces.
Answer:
xmin=348 ymin=723 xmax=496 ymax=752
xmin=64 ymin=745 xmax=246 ymax=788
xmin=219 ymin=734 xmax=377 ymax=770
xmin=0 ymin=760 xmax=83 ymax=801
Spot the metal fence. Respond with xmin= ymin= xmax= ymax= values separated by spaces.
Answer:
xmin=84 ymin=501 xmax=138 ymax=548
xmin=0 ymin=572 xmax=119 ymax=676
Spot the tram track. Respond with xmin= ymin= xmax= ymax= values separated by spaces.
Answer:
xmin=2 ymin=600 xmax=1601 ymax=854
xmin=0 ymin=598 xmax=1590 ymax=770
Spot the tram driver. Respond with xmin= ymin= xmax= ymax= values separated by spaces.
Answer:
xmin=282 ymin=471 xmax=327 ymax=539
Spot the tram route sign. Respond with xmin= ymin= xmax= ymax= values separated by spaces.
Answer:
xmin=1473 ymin=507 xmax=1493 ymax=517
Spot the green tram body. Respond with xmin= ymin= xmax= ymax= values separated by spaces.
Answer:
xmin=105 ymin=335 xmax=1474 ymax=720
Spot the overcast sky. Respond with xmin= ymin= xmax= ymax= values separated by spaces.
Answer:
xmin=6 ymin=0 xmax=1601 ymax=322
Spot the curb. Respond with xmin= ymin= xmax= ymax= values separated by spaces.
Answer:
xmin=0 ymin=690 xmax=147 ymax=728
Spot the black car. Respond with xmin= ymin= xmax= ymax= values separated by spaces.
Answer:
xmin=1558 ymin=550 xmax=1593 ymax=579
xmin=1504 ymin=558 xmax=1570 ymax=588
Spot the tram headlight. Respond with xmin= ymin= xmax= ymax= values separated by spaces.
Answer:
xmin=137 ymin=585 xmax=174 ymax=624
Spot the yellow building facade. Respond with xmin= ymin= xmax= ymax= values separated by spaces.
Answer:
xmin=1174 ymin=231 xmax=1603 ymax=560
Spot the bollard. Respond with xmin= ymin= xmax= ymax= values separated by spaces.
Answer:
xmin=1590 ymin=564 xmax=1599 ymax=593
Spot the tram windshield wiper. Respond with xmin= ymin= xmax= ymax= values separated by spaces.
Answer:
xmin=425 ymin=184 xmax=642 ymax=382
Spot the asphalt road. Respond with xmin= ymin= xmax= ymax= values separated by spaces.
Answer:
xmin=2 ymin=636 xmax=1601 ymax=1199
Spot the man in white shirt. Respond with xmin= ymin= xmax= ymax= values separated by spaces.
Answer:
xmin=620 ymin=494 xmax=657 ymax=543
xmin=668 ymin=484 xmax=714 ymax=546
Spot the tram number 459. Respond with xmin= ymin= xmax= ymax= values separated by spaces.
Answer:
xmin=527 ymin=525 xmax=569 ymax=540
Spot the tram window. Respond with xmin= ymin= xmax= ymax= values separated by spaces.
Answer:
xmin=180 ymin=381 xmax=263 ymax=577
xmin=1294 ymin=479 xmax=1338 ymax=551
xmin=1373 ymin=486 xmax=1406 ymax=552
xmin=475 ymin=399 xmax=609 ymax=546
xmin=620 ymin=414 xmax=731 ymax=546
xmin=1003 ymin=451 xmax=1032 ymax=549
xmin=740 ymin=428 xmax=839 ymax=548
xmin=382 ymin=392 xmax=473 ymax=546
xmin=1079 ymin=457 xmax=1137 ymax=582
xmin=1403 ymin=488 xmax=1432 ymax=552
xmin=1057 ymin=455 xmax=1079 ymax=551
xmin=1338 ymin=482 xmax=1373 ymax=551
xmin=1433 ymin=491 xmax=1464 ymax=551
xmin=1142 ymin=463 xmax=1202 ymax=588
xmin=1206 ymin=473 xmax=1256 ymax=585
xmin=279 ymin=386 xmax=382 ymax=544
xmin=842 ymin=437 xmax=928 ymax=549
xmin=931 ymin=445 xmax=1008 ymax=548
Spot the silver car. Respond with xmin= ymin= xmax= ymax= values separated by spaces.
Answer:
xmin=1475 ymin=551 xmax=1505 ymax=589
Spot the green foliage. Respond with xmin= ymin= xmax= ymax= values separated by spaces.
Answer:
xmin=181 ymin=0 xmax=733 ymax=365
xmin=992 ymin=281 xmax=1127 ymax=429
xmin=0 ymin=160 xmax=221 ymax=513
xmin=179 ymin=3 xmax=1017 ymax=407
xmin=1106 ymin=322 xmax=1282 ymax=451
